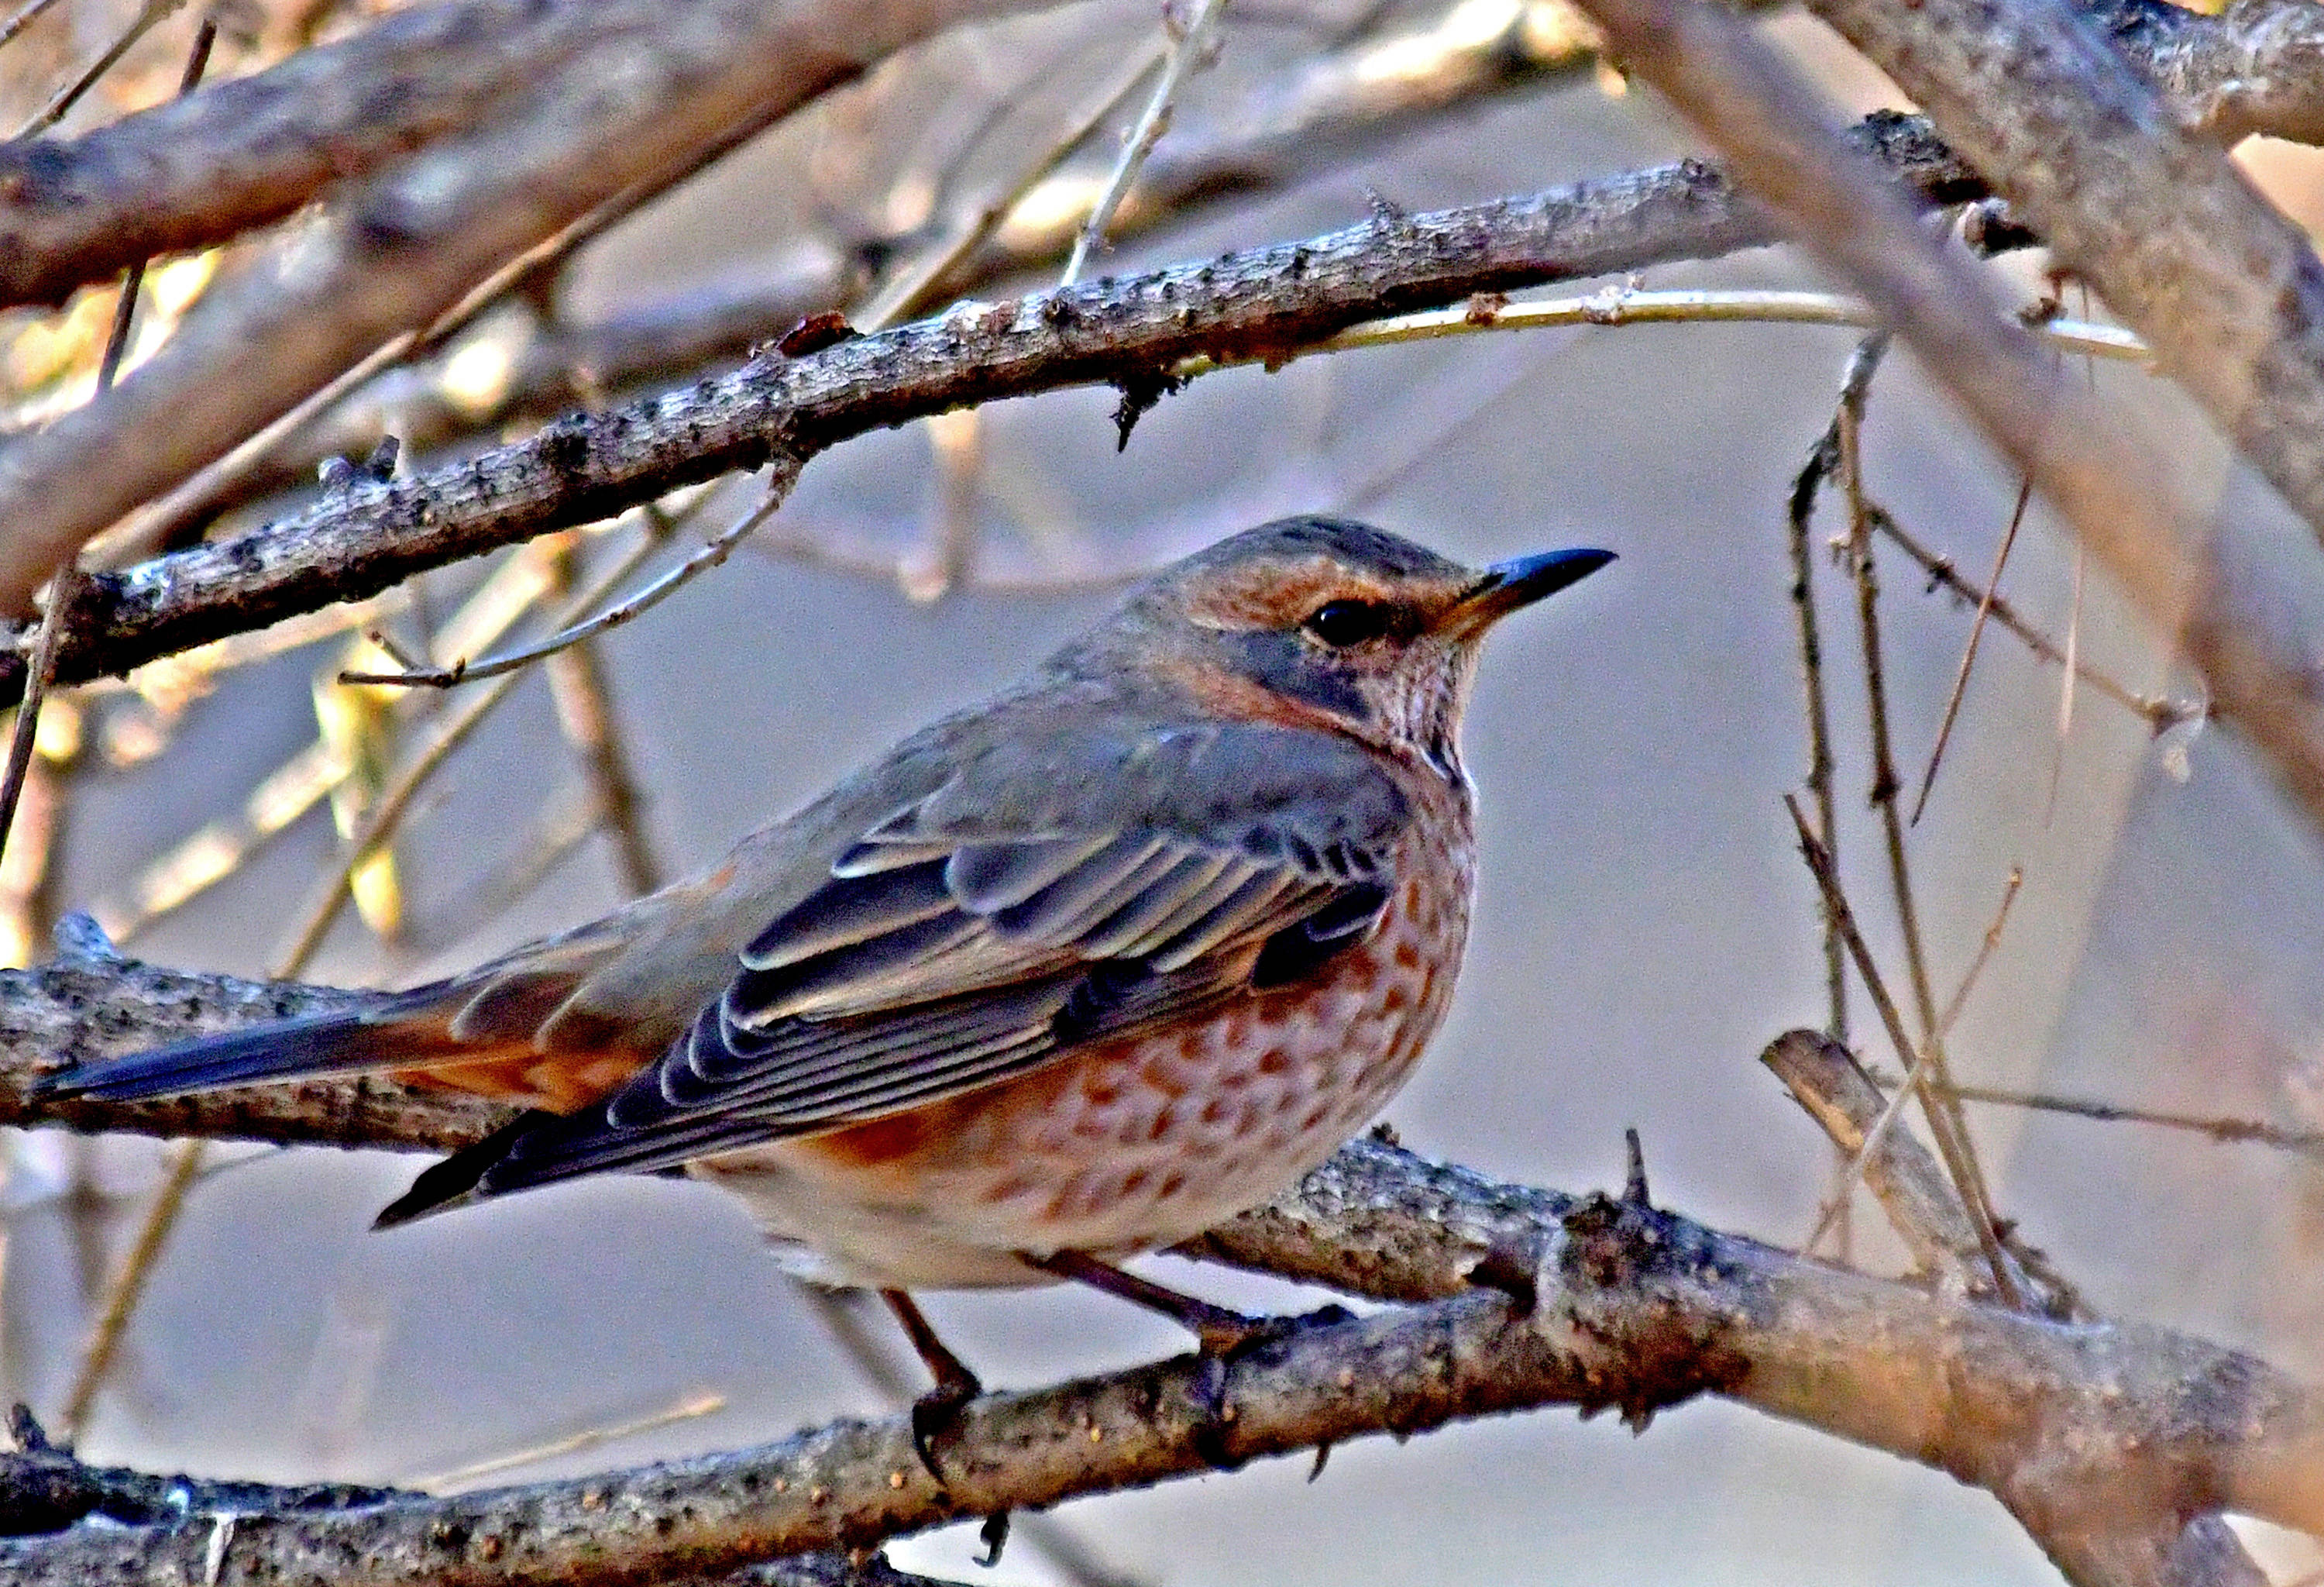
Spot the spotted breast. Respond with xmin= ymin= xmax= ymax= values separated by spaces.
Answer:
xmin=692 ymin=769 xmax=1476 ymax=1291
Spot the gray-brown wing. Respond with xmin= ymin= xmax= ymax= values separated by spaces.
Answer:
xmin=455 ymin=721 xmax=1410 ymax=1195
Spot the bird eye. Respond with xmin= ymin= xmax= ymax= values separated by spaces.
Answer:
xmin=1301 ymin=599 xmax=1392 ymax=648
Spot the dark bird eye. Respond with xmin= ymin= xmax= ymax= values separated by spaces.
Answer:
xmin=1302 ymin=599 xmax=1391 ymax=647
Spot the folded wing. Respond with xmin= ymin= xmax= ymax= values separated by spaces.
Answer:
xmin=414 ymin=720 xmax=1411 ymax=1212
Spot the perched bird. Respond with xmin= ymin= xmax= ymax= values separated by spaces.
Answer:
xmin=40 ymin=515 xmax=1610 ymax=1437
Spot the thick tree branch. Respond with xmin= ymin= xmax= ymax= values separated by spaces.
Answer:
xmin=0 ymin=121 xmax=1982 ymax=710
xmin=1563 ymin=0 xmax=2324 ymax=857
xmin=1800 ymin=0 xmax=2324 ymax=569
xmin=157 ymin=0 xmax=1651 ymax=530
xmin=0 ymin=0 xmax=727 ymax=313
xmin=0 ymin=0 xmax=1062 ymax=619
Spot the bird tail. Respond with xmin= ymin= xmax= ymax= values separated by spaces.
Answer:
xmin=33 ymin=1003 xmax=430 ymax=1102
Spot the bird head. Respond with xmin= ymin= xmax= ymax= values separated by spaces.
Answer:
xmin=1062 ymin=515 xmax=1613 ymax=772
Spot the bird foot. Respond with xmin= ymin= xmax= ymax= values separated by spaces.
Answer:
xmin=909 ymin=1366 xmax=984 ymax=1482
xmin=1188 ymin=1301 xmax=1353 ymax=1468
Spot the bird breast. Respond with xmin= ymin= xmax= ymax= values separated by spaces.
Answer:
xmin=693 ymin=783 xmax=1477 ymax=1290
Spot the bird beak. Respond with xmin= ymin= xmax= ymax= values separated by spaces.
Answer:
xmin=1446 ymin=547 xmax=1615 ymax=636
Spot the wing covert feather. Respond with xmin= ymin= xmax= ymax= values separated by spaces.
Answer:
xmin=467 ymin=720 xmax=1416 ymax=1197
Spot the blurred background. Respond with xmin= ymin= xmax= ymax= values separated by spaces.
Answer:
xmin=5 ymin=0 xmax=2324 ymax=1582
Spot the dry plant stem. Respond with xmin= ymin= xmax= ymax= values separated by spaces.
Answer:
xmin=856 ymin=40 xmax=1165 ymax=331
xmin=1930 ymin=1079 xmax=2324 ymax=1158
xmin=1786 ymin=379 xmax=1851 ymax=1048
xmin=1059 ymin=0 xmax=1229 ymax=287
xmin=1782 ymin=795 xmax=2023 ymax=1303
xmin=0 ymin=0 xmax=1054 ymax=618
xmin=0 ymin=15 xmax=214 ymax=920
xmin=1765 ymin=1030 xmax=2044 ymax=1301
xmin=1940 ymin=865 xmax=2023 ymax=1033
xmin=1913 ymin=473 xmax=2033 ymax=824
xmin=1800 ymin=0 xmax=2324 ymax=556
xmin=1800 ymin=858 xmax=2025 ymax=1262
xmin=54 ymin=1138 xmax=201 ymax=1442
xmin=274 ymin=477 xmax=790 ymax=973
xmin=0 ymin=572 xmax=74 ymax=873
xmin=4 ymin=1130 xmax=2318 ymax=1587
xmin=542 ymin=642 xmax=658 ymax=898
xmin=35 ymin=20 xmax=226 ymax=1428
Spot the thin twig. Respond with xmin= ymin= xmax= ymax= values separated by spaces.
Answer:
xmin=279 ymin=474 xmax=792 ymax=970
xmin=56 ymin=1138 xmax=201 ymax=1442
xmin=0 ymin=0 xmax=67 ymax=54
xmin=1920 ymin=1079 xmax=2324 ymax=1159
xmin=1060 ymin=0 xmax=1230 ymax=287
xmin=1912 ymin=473 xmax=2033 ymax=824
xmin=338 ymin=494 xmax=776 ymax=690
xmin=407 ymin=1390 xmax=727 ymax=1491
xmin=855 ymin=40 xmax=1167 ymax=331
xmin=539 ymin=534 xmax=665 ymax=898
xmin=19 ymin=0 xmax=188 ymax=136
xmin=1783 ymin=795 xmax=2022 ymax=1304
xmin=0 ymin=12 xmax=215 ymax=894
xmin=1807 ymin=865 xmax=2022 ymax=1254
xmin=1870 ymin=503 xmax=2181 ymax=730
xmin=1937 ymin=866 xmax=2022 ymax=1037
xmin=0 ymin=571 xmax=75 ymax=876
xmin=1831 ymin=341 xmax=2011 ymax=1278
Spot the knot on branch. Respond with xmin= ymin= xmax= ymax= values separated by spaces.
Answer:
xmin=1553 ymin=1193 xmax=1748 ymax=1432
xmin=1110 ymin=367 xmax=1184 ymax=450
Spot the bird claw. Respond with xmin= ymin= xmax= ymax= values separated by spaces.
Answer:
xmin=909 ymin=1370 xmax=982 ymax=1482
xmin=1188 ymin=1302 xmax=1354 ymax=1468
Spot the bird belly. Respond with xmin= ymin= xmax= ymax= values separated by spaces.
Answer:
xmin=689 ymin=852 xmax=1470 ymax=1291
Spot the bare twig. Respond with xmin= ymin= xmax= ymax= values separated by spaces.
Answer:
xmin=275 ymin=476 xmax=791 ymax=972
xmin=1800 ymin=0 xmax=2324 ymax=562
xmin=336 ymin=496 xmax=771 ymax=690
xmin=1800 ymin=869 xmax=2023 ymax=1265
xmin=54 ymin=1137 xmax=201 ymax=1442
xmin=1060 ymin=0 xmax=1229 ymax=287
xmin=1914 ymin=1078 xmax=2324 ymax=1159
xmin=856 ymin=37 xmax=1167 ymax=332
xmin=1831 ymin=344 xmax=2013 ymax=1286
xmin=406 ymin=1389 xmax=726 ymax=1491
xmin=1913 ymin=473 xmax=2033 ymax=824
xmin=1938 ymin=866 xmax=2023 ymax=1037
xmin=1782 ymin=795 xmax=2022 ymax=1303
xmin=1871 ymin=504 xmax=2181 ymax=731
xmin=0 ymin=12 xmax=215 ymax=931
xmin=17 ymin=0 xmax=188 ymax=138
xmin=1559 ymin=0 xmax=2324 ymax=901
xmin=0 ymin=0 xmax=1050 ymax=618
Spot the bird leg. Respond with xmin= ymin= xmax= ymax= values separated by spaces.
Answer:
xmin=1021 ymin=1248 xmax=1350 ymax=1466
xmin=878 ymin=1288 xmax=982 ymax=1479
xmin=1021 ymin=1248 xmax=1294 ymax=1356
